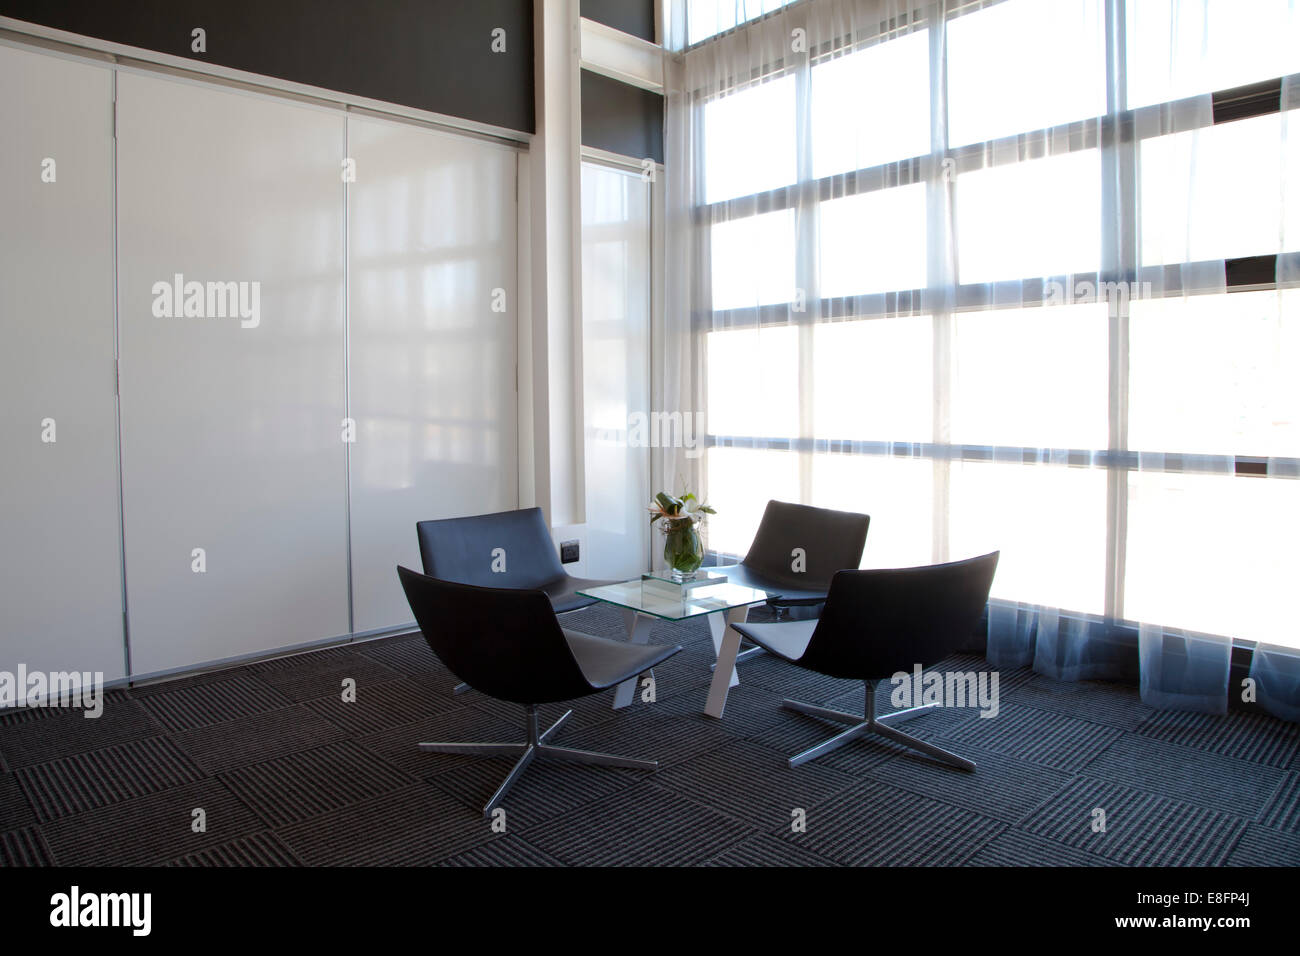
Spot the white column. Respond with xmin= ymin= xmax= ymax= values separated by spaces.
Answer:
xmin=530 ymin=0 xmax=586 ymax=527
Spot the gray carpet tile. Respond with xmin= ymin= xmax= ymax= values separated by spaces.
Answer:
xmin=865 ymin=741 xmax=1072 ymax=825
xmin=607 ymin=656 xmax=715 ymax=707
xmin=0 ymin=695 xmax=130 ymax=729
xmin=1256 ymin=770 xmax=1300 ymax=833
xmin=218 ymin=741 xmax=414 ymax=828
xmin=244 ymin=651 xmax=404 ymax=704
xmin=946 ymin=655 xmax=1038 ymax=695
xmin=172 ymin=705 xmax=349 ymax=776
xmin=652 ymin=679 xmax=791 ymax=736
xmin=1020 ymin=776 xmax=1247 ymax=867
xmin=526 ymin=781 xmax=758 ymax=866
xmin=778 ymin=777 xmax=1005 ymax=866
xmin=966 ymin=829 xmax=1122 ymax=867
xmin=1008 ymin=674 xmax=1157 ymax=730
xmin=436 ymin=837 xmax=565 ymax=867
xmin=622 ymin=663 xmax=713 ymax=710
xmin=751 ymin=708 xmax=909 ymax=775
xmin=704 ymin=832 xmax=838 ymax=866
xmin=303 ymin=676 xmax=462 ymax=736
xmin=464 ymin=692 xmax=632 ymax=735
xmin=244 ymin=643 xmax=364 ymax=673
xmin=0 ymin=771 xmax=35 ymax=830
xmin=4 ymin=614 xmax=1300 ymax=867
xmin=0 ymin=826 xmax=54 ymax=866
xmin=134 ymin=671 xmax=293 ymax=732
xmin=1079 ymin=733 xmax=1288 ymax=817
xmin=1 ymin=688 xmax=137 ymax=712
xmin=358 ymin=707 xmax=521 ymax=779
xmin=653 ymin=738 xmax=859 ymax=830
xmin=846 ymin=655 xmax=1037 ymax=711
xmin=127 ymin=665 xmax=263 ymax=697
xmin=0 ymin=706 xmax=59 ymax=728
xmin=554 ymin=709 xmax=734 ymax=769
xmin=1135 ymin=708 xmax=1300 ymax=768
xmin=1224 ymin=823 xmax=1300 ymax=866
xmin=650 ymin=643 xmax=727 ymax=686
xmin=16 ymin=735 xmax=206 ymax=822
xmin=646 ymin=614 xmax=712 ymax=645
xmin=429 ymin=758 xmax=640 ymax=829
xmin=39 ymin=779 xmax=265 ymax=867
xmin=668 ymin=636 xmax=729 ymax=666
xmin=822 ymin=686 xmax=977 ymax=734
xmin=167 ymin=831 xmax=303 ymax=866
xmin=941 ymin=702 xmax=1123 ymax=772
xmin=561 ymin=603 xmax=640 ymax=637
xmin=273 ymin=782 xmax=497 ymax=866
xmin=741 ymin=655 xmax=862 ymax=701
xmin=0 ymin=697 xmax=163 ymax=769
xmin=352 ymin=633 xmax=447 ymax=676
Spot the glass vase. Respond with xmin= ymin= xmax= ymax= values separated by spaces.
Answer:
xmin=662 ymin=516 xmax=704 ymax=582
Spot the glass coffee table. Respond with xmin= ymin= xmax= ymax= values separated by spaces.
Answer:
xmin=576 ymin=573 xmax=769 ymax=718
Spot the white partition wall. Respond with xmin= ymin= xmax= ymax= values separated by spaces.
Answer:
xmin=346 ymin=115 xmax=519 ymax=632
xmin=0 ymin=45 xmax=125 ymax=683
xmin=116 ymin=72 xmax=350 ymax=675
xmin=1 ymin=39 xmax=526 ymax=680
xmin=580 ymin=161 xmax=651 ymax=578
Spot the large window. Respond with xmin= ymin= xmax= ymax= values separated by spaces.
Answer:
xmin=687 ymin=0 xmax=799 ymax=46
xmin=695 ymin=0 xmax=1300 ymax=645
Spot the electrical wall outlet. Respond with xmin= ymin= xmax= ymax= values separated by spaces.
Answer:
xmin=559 ymin=539 xmax=580 ymax=564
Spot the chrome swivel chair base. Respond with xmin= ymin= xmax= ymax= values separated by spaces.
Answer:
xmin=782 ymin=681 xmax=975 ymax=772
xmin=420 ymin=704 xmax=658 ymax=818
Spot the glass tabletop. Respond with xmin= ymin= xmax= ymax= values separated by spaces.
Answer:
xmin=576 ymin=577 xmax=770 ymax=622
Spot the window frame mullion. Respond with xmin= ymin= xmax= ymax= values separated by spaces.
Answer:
xmin=794 ymin=43 xmax=817 ymax=505
xmin=1102 ymin=0 xmax=1134 ymax=624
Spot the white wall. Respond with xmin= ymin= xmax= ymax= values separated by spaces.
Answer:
xmin=580 ymin=161 xmax=652 ymax=578
xmin=115 ymin=71 xmax=351 ymax=675
xmin=347 ymin=114 xmax=519 ymax=632
xmin=1 ymin=40 xmax=527 ymax=681
xmin=0 ymin=44 xmax=125 ymax=684
xmin=0 ymin=21 xmax=661 ymax=681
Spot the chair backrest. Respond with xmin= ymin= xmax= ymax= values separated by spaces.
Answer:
xmin=798 ymin=552 xmax=1000 ymax=680
xmin=742 ymin=500 xmax=871 ymax=589
xmin=416 ymin=507 xmax=566 ymax=590
xmin=397 ymin=565 xmax=594 ymax=704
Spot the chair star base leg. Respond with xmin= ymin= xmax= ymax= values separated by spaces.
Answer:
xmin=788 ymin=722 xmax=868 ymax=767
xmin=781 ymin=698 xmax=863 ymax=725
xmin=418 ymin=741 xmax=528 ymax=756
xmin=872 ymin=721 xmax=975 ymax=771
xmin=421 ymin=705 xmax=658 ymax=818
xmin=538 ymin=708 xmax=573 ymax=743
xmin=484 ymin=745 xmax=537 ymax=817
xmin=538 ymin=744 xmax=658 ymax=771
xmin=781 ymin=683 xmax=976 ymax=773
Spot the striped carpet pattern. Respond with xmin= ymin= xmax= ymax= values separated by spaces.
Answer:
xmin=1019 ymin=776 xmax=1248 ymax=867
xmin=2 ymin=606 xmax=1299 ymax=867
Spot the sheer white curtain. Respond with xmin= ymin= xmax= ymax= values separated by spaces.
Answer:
xmin=663 ymin=0 xmax=1300 ymax=718
xmin=1249 ymin=69 xmax=1300 ymax=720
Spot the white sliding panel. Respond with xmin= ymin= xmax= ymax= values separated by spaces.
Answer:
xmin=347 ymin=116 xmax=518 ymax=632
xmin=580 ymin=162 xmax=651 ymax=578
xmin=116 ymin=72 xmax=349 ymax=675
xmin=0 ymin=45 xmax=124 ymax=684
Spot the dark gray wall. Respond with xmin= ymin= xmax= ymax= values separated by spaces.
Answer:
xmin=581 ymin=0 xmax=656 ymax=42
xmin=0 ymin=0 xmax=535 ymax=132
xmin=581 ymin=69 xmax=664 ymax=163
